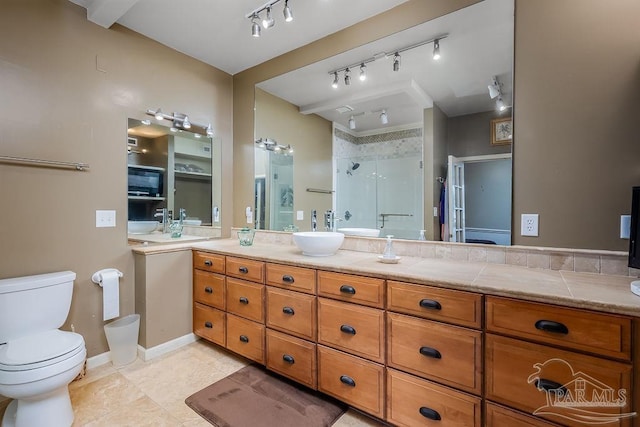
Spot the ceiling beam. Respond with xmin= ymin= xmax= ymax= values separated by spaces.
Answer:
xmin=86 ymin=0 xmax=140 ymax=28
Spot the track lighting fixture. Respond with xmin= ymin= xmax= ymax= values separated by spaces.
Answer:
xmin=246 ymin=0 xmax=294 ymax=36
xmin=146 ymin=109 xmax=213 ymax=137
xmin=344 ymin=68 xmax=351 ymax=86
xmin=433 ymin=39 xmax=441 ymax=60
xmin=359 ymin=63 xmax=366 ymax=81
xmin=496 ymin=96 xmax=507 ymax=112
xmin=255 ymin=138 xmax=293 ymax=154
xmin=393 ymin=52 xmax=401 ymax=72
xmin=488 ymin=76 xmax=501 ymax=99
xmin=348 ymin=116 xmax=356 ymax=130
xmin=380 ymin=110 xmax=388 ymax=125
xmin=331 ymin=72 xmax=339 ymax=89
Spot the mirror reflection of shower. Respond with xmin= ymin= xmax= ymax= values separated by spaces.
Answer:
xmin=254 ymin=138 xmax=294 ymax=231
xmin=346 ymin=162 xmax=360 ymax=175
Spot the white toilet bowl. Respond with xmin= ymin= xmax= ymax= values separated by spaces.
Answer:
xmin=0 ymin=330 xmax=86 ymax=427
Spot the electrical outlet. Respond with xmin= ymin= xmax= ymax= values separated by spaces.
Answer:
xmin=521 ymin=213 xmax=539 ymax=237
xmin=96 ymin=210 xmax=116 ymax=228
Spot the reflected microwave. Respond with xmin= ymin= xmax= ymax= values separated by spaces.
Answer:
xmin=127 ymin=165 xmax=164 ymax=197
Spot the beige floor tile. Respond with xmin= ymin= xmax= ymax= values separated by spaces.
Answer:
xmin=333 ymin=409 xmax=388 ymax=426
xmin=82 ymin=396 xmax=181 ymax=427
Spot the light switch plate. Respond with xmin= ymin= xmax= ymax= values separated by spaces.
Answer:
xmin=521 ymin=214 xmax=539 ymax=237
xmin=297 ymin=210 xmax=304 ymax=221
xmin=96 ymin=210 xmax=116 ymax=228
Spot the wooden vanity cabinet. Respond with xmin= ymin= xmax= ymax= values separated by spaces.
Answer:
xmin=192 ymin=252 xmax=227 ymax=346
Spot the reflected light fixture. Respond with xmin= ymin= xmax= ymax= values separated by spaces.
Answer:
xmin=488 ymin=76 xmax=501 ymax=99
xmin=262 ymin=6 xmax=274 ymax=28
xmin=496 ymin=96 xmax=507 ymax=112
xmin=393 ymin=52 xmax=400 ymax=72
xmin=146 ymin=108 xmax=213 ymax=136
xmin=255 ymin=138 xmax=293 ymax=155
xmin=182 ymin=115 xmax=191 ymax=129
xmin=206 ymin=123 xmax=214 ymax=137
xmin=380 ymin=109 xmax=388 ymax=125
xmin=141 ymin=119 xmax=151 ymax=125
xmin=359 ymin=63 xmax=367 ymax=81
xmin=154 ymin=108 xmax=164 ymax=120
xmin=331 ymin=72 xmax=339 ymax=89
xmin=247 ymin=0 xmax=294 ymax=36
xmin=348 ymin=115 xmax=356 ymax=130
xmin=251 ymin=14 xmax=261 ymax=37
xmin=432 ymin=39 xmax=441 ymax=60
xmin=283 ymin=0 xmax=293 ymax=22
xmin=344 ymin=68 xmax=351 ymax=85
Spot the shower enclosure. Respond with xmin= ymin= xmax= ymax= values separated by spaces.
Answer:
xmin=334 ymin=132 xmax=424 ymax=239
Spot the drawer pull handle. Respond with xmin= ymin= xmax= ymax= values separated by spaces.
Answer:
xmin=340 ymin=375 xmax=356 ymax=387
xmin=239 ymin=297 xmax=249 ymax=305
xmin=535 ymin=320 xmax=569 ymax=335
xmin=204 ymin=260 xmax=213 ymax=266
xmin=282 ymin=354 xmax=295 ymax=364
xmin=419 ymin=299 xmax=442 ymax=310
xmin=339 ymin=285 xmax=356 ymax=294
xmin=282 ymin=275 xmax=295 ymax=283
xmin=419 ymin=407 xmax=441 ymax=421
xmin=204 ymin=287 xmax=213 ymax=294
xmin=419 ymin=346 xmax=442 ymax=359
xmin=204 ymin=321 xmax=213 ymax=329
xmin=239 ymin=266 xmax=249 ymax=274
xmin=239 ymin=335 xmax=249 ymax=343
xmin=534 ymin=378 xmax=567 ymax=395
xmin=282 ymin=306 xmax=295 ymax=315
xmin=340 ymin=324 xmax=357 ymax=335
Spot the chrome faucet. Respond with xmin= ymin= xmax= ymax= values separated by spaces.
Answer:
xmin=154 ymin=208 xmax=171 ymax=233
xmin=178 ymin=208 xmax=187 ymax=224
xmin=311 ymin=210 xmax=317 ymax=231
xmin=324 ymin=210 xmax=342 ymax=232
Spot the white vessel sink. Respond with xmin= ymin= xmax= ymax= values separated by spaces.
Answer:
xmin=292 ymin=231 xmax=344 ymax=256
xmin=338 ymin=227 xmax=381 ymax=237
xmin=128 ymin=221 xmax=159 ymax=234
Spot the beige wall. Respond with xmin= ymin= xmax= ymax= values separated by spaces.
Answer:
xmin=254 ymin=89 xmax=333 ymax=231
xmin=0 ymin=0 xmax=232 ymax=357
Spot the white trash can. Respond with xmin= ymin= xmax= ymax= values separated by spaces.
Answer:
xmin=104 ymin=314 xmax=140 ymax=367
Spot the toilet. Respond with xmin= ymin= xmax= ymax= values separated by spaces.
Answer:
xmin=0 ymin=271 xmax=86 ymax=427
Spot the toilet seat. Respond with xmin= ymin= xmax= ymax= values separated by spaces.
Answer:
xmin=0 ymin=330 xmax=85 ymax=371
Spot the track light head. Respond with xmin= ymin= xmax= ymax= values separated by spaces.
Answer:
xmin=344 ymin=68 xmax=351 ymax=86
xmin=433 ymin=39 xmax=441 ymax=60
xmin=380 ymin=110 xmax=388 ymax=125
xmin=251 ymin=14 xmax=261 ymax=37
xmin=393 ymin=52 xmax=400 ymax=72
xmin=154 ymin=108 xmax=164 ymax=120
xmin=283 ymin=0 xmax=293 ymax=22
xmin=262 ymin=6 xmax=274 ymax=29
xmin=182 ymin=115 xmax=191 ymax=129
xmin=206 ymin=123 xmax=214 ymax=137
xmin=359 ymin=63 xmax=366 ymax=81
xmin=348 ymin=116 xmax=355 ymax=130
xmin=488 ymin=76 xmax=501 ymax=99
xmin=496 ymin=96 xmax=507 ymax=112
xmin=331 ymin=72 xmax=339 ymax=89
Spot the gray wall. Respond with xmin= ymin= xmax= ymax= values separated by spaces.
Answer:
xmin=448 ymin=111 xmax=511 ymax=158
xmin=465 ymin=159 xmax=512 ymax=230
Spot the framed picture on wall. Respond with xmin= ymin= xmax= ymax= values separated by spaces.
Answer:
xmin=490 ymin=117 xmax=512 ymax=146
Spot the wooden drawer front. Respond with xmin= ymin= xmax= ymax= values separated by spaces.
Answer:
xmin=266 ymin=263 xmax=316 ymax=294
xmin=317 ymin=298 xmax=384 ymax=363
xmin=226 ymin=256 xmax=265 ymax=283
xmin=486 ymin=296 xmax=632 ymax=360
xmin=193 ymin=303 xmax=225 ymax=346
xmin=318 ymin=345 xmax=384 ymax=419
xmin=226 ymin=314 xmax=265 ymax=364
xmin=193 ymin=270 xmax=225 ymax=309
xmin=193 ymin=251 xmax=225 ymax=274
xmin=266 ymin=288 xmax=316 ymax=341
xmin=386 ymin=368 xmax=481 ymax=427
xmin=266 ymin=329 xmax=317 ymax=389
xmin=387 ymin=280 xmax=482 ymax=328
xmin=226 ymin=278 xmax=264 ymax=323
xmin=485 ymin=403 xmax=560 ymax=427
xmin=485 ymin=334 xmax=633 ymax=427
xmin=318 ymin=271 xmax=384 ymax=308
xmin=387 ymin=313 xmax=482 ymax=394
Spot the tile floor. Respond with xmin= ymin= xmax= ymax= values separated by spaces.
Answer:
xmin=0 ymin=340 xmax=387 ymax=426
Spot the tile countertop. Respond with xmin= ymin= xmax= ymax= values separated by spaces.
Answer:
xmin=131 ymin=239 xmax=640 ymax=318
xmin=128 ymin=232 xmax=212 ymax=245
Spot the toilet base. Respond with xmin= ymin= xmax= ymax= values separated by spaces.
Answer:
xmin=1 ymin=386 xmax=74 ymax=427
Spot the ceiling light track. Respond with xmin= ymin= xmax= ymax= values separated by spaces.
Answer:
xmin=255 ymin=138 xmax=293 ymax=154
xmin=146 ymin=108 xmax=214 ymax=137
xmin=246 ymin=0 xmax=293 ymax=37
xmin=327 ymin=34 xmax=447 ymax=86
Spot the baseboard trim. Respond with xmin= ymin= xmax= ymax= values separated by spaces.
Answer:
xmin=137 ymin=333 xmax=199 ymax=361
xmin=86 ymin=351 xmax=111 ymax=370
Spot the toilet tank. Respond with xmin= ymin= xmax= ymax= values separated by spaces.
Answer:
xmin=0 ymin=271 xmax=76 ymax=343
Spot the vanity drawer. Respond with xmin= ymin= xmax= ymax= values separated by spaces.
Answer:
xmin=318 ymin=271 xmax=384 ymax=308
xmin=486 ymin=296 xmax=632 ymax=360
xmin=266 ymin=263 xmax=316 ymax=294
xmin=193 ymin=303 xmax=225 ymax=346
xmin=387 ymin=312 xmax=482 ymax=395
xmin=193 ymin=251 xmax=225 ymax=274
xmin=318 ymin=345 xmax=384 ymax=419
xmin=193 ymin=270 xmax=225 ymax=309
xmin=317 ymin=298 xmax=384 ymax=363
xmin=386 ymin=368 xmax=481 ymax=427
xmin=485 ymin=334 xmax=633 ymax=427
xmin=226 ymin=277 xmax=264 ymax=323
xmin=226 ymin=256 xmax=265 ymax=283
xmin=387 ymin=280 xmax=482 ymax=328
xmin=226 ymin=314 xmax=265 ymax=364
xmin=266 ymin=287 xmax=316 ymax=341
xmin=266 ymin=328 xmax=317 ymax=389
xmin=485 ymin=403 xmax=560 ymax=427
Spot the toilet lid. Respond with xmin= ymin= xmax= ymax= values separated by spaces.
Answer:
xmin=0 ymin=330 xmax=85 ymax=371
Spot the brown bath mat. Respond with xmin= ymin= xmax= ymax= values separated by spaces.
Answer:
xmin=185 ymin=364 xmax=346 ymax=427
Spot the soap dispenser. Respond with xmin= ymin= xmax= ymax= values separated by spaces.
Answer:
xmin=382 ymin=235 xmax=396 ymax=259
xmin=419 ymin=230 xmax=426 ymax=241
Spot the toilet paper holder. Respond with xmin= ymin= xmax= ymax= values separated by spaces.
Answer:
xmin=91 ymin=268 xmax=123 ymax=286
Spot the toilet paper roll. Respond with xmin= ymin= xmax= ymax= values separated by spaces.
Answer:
xmin=99 ymin=269 xmax=121 ymax=321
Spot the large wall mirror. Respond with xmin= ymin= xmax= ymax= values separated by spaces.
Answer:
xmin=127 ymin=117 xmax=222 ymax=234
xmin=254 ymin=0 xmax=514 ymax=242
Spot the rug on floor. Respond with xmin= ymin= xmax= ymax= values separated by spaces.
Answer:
xmin=185 ymin=364 xmax=347 ymax=427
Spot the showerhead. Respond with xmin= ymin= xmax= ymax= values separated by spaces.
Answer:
xmin=351 ymin=162 xmax=360 ymax=171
